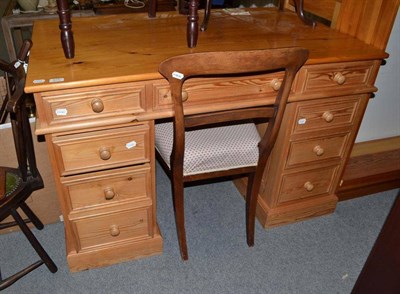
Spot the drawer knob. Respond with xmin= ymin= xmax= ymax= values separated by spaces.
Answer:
xmin=304 ymin=181 xmax=314 ymax=192
xmin=322 ymin=111 xmax=334 ymax=122
xmin=181 ymin=90 xmax=189 ymax=102
xmin=313 ymin=145 xmax=325 ymax=156
xmin=104 ymin=187 xmax=115 ymax=200
xmin=270 ymin=78 xmax=282 ymax=91
xmin=110 ymin=225 xmax=120 ymax=237
xmin=333 ymin=73 xmax=346 ymax=85
xmin=91 ymin=98 xmax=104 ymax=113
xmin=99 ymin=147 xmax=111 ymax=160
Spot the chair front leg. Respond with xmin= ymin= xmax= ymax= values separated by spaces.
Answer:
xmin=245 ymin=171 xmax=262 ymax=247
xmin=11 ymin=210 xmax=58 ymax=273
xmin=171 ymin=172 xmax=189 ymax=260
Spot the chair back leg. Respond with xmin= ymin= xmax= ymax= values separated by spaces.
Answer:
xmin=19 ymin=202 xmax=44 ymax=230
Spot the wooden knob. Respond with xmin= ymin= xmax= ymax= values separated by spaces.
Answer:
xmin=304 ymin=181 xmax=314 ymax=192
xmin=104 ymin=187 xmax=115 ymax=200
xmin=270 ymin=78 xmax=282 ymax=91
xmin=109 ymin=225 xmax=120 ymax=237
xmin=333 ymin=73 xmax=346 ymax=85
xmin=99 ymin=147 xmax=111 ymax=160
xmin=181 ymin=90 xmax=189 ymax=102
xmin=91 ymin=98 xmax=104 ymax=113
xmin=313 ymin=145 xmax=325 ymax=156
xmin=322 ymin=111 xmax=334 ymax=122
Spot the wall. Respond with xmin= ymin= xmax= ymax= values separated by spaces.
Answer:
xmin=356 ymin=12 xmax=400 ymax=142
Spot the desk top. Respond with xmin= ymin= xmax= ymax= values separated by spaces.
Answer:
xmin=25 ymin=8 xmax=387 ymax=93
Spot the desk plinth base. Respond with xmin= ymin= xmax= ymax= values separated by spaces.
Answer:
xmin=234 ymin=178 xmax=338 ymax=228
xmin=66 ymin=227 xmax=163 ymax=272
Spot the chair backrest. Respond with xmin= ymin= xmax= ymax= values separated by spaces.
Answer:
xmin=284 ymin=0 xmax=341 ymax=23
xmin=0 ymin=40 xmax=37 ymax=182
xmin=158 ymin=47 xmax=308 ymax=170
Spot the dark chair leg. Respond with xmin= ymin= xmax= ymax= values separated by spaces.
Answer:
xmin=172 ymin=177 xmax=189 ymax=260
xmin=292 ymin=0 xmax=316 ymax=27
xmin=19 ymin=202 xmax=44 ymax=230
xmin=0 ymin=261 xmax=44 ymax=291
xmin=148 ymin=0 xmax=157 ymax=18
xmin=200 ymin=0 xmax=212 ymax=32
xmin=11 ymin=210 xmax=58 ymax=273
xmin=246 ymin=171 xmax=262 ymax=247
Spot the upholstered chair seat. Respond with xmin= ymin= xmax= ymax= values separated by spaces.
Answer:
xmin=155 ymin=122 xmax=260 ymax=176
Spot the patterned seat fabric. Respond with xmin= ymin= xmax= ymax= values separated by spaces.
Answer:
xmin=155 ymin=122 xmax=260 ymax=176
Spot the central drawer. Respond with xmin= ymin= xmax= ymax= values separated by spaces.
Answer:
xmin=152 ymin=72 xmax=286 ymax=112
xmin=53 ymin=122 xmax=151 ymax=176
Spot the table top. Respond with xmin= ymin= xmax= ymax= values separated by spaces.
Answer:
xmin=25 ymin=8 xmax=387 ymax=93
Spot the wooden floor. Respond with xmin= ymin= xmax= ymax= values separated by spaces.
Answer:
xmin=337 ymin=136 xmax=400 ymax=201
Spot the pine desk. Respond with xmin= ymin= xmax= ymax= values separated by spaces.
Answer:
xmin=25 ymin=8 xmax=387 ymax=272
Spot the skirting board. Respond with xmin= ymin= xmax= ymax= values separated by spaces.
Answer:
xmin=336 ymin=136 xmax=400 ymax=201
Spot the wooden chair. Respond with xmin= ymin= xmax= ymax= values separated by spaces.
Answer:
xmin=201 ymin=0 xmax=316 ymax=33
xmin=0 ymin=40 xmax=57 ymax=291
xmin=155 ymin=47 xmax=308 ymax=260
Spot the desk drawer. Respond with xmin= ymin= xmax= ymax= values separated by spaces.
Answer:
xmin=61 ymin=164 xmax=152 ymax=212
xmin=72 ymin=207 xmax=151 ymax=251
xmin=41 ymin=82 xmax=146 ymax=125
xmin=152 ymin=73 xmax=285 ymax=112
xmin=278 ymin=165 xmax=339 ymax=203
xmin=286 ymin=133 xmax=349 ymax=168
xmin=53 ymin=123 xmax=150 ymax=176
xmin=292 ymin=97 xmax=360 ymax=134
xmin=296 ymin=61 xmax=375 ymax=97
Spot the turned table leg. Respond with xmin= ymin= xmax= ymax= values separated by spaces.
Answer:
xmin=56 ymin=0 xmax=75 ymax=59
xmin=187 ymin=0 xmax=199 ymax=48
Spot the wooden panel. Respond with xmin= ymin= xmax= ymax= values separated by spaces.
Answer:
xmin=292 ymin=97 xmax=359 ymax=134
xmin=72 ymin=207 xmax=151 ymax=251
xmin=351 ymin=136 xmax=400 ymax=157
xmin=53 ymin=123 xmax=150 ymax=176
xmin=286 ymin=133 xmax=349 ymax=168
xmin=337 ymin=136 xmax=400 ymax=200
xmin=40 ymin=82 xmax=146 ymax=125
xmin=335 ymin=0 xmax=400 ymax=50
xmin=61 ymin=164 xmax=152 ymax=212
